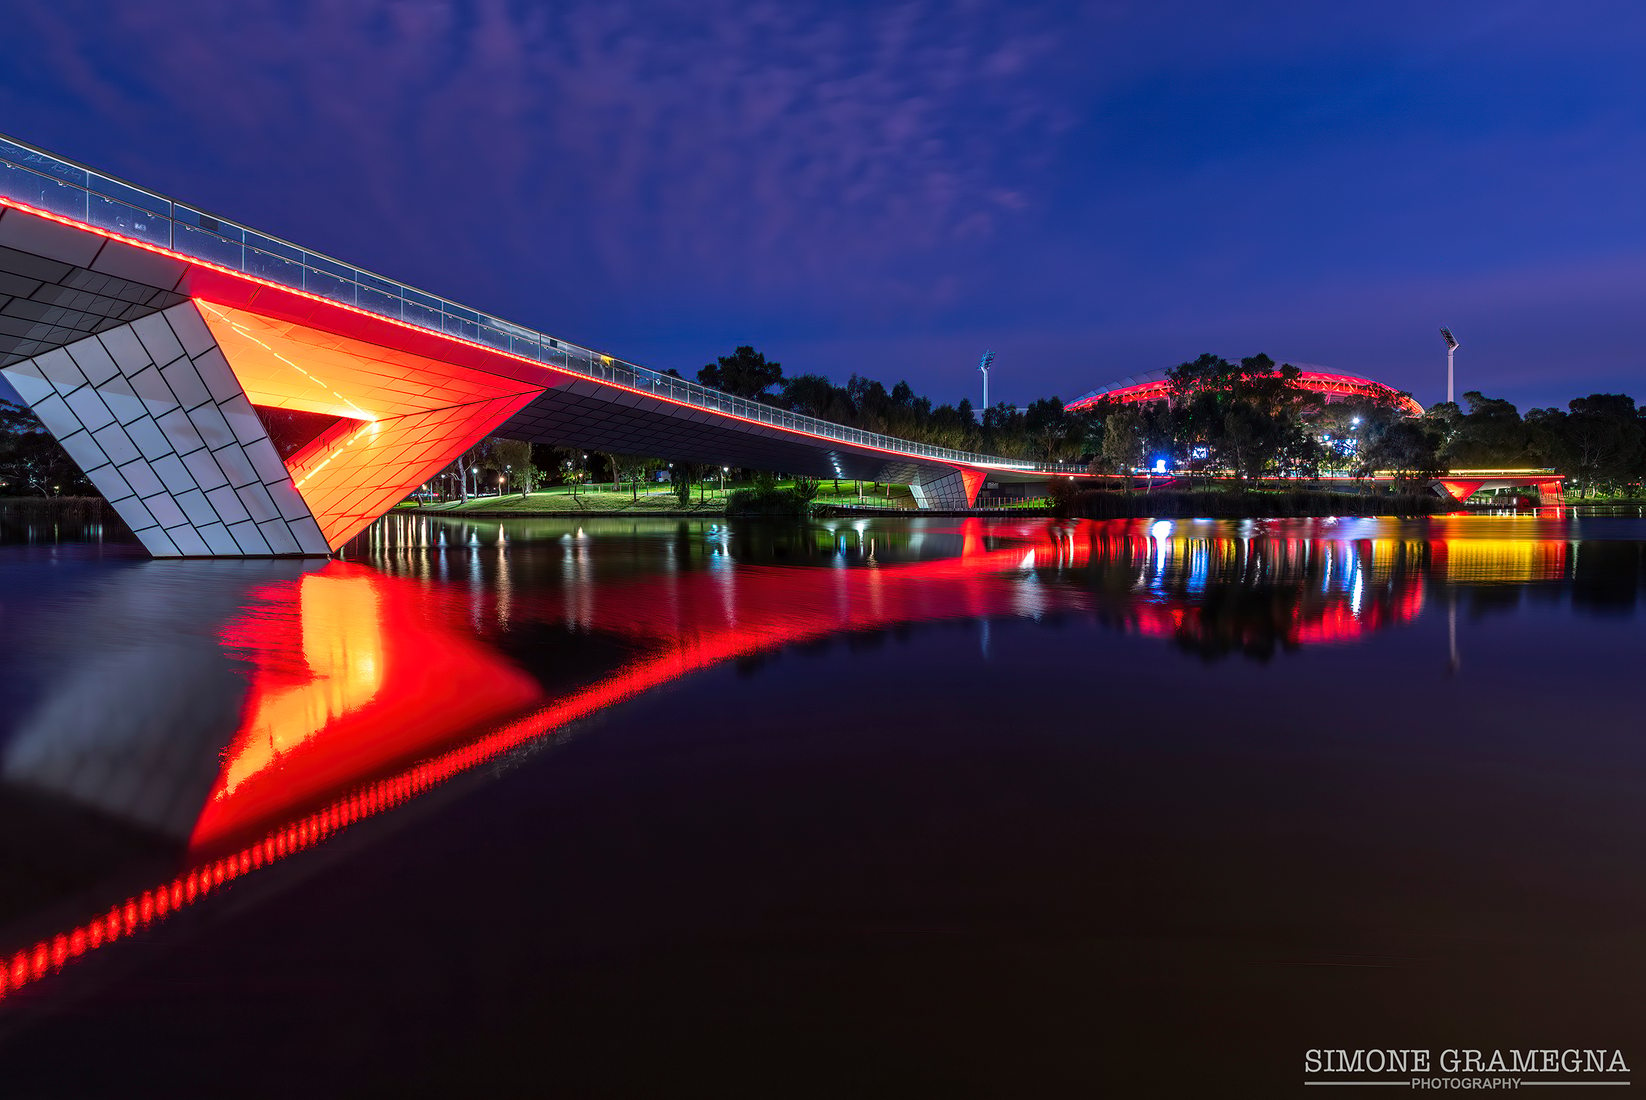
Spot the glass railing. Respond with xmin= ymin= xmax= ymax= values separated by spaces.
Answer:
xmin=0 ymin=133 xmax=1062 ymax=474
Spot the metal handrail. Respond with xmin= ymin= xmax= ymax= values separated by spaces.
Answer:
xmin=0 ymin=133 xmax=1076 ymax=475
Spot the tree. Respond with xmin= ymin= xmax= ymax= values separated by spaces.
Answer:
xmin=1530 ymin=394 xmax=1644 ymax=497
xmin=607 ymin=453 xmax=664 ymax=499
xmin=781 ymin=373 xmax=843 ymax=418
xmin=1162 ymin=353 xmax=1312 ymax=479
xmin=0 ymin=399 xmax=94 ymax=497
xmin=1443 ymin=391 xmax=1533 ymax=468
xmin=699 ymin=346 xmax=784 ymax=400
xmin=1020 ymin=397 xmax=1083 ymax=463
xmin=489 ymin=437 xmax=533 ymax=496
xmin=847 ymin=375 xmax=892 ymax=431
xmin=1095 ymin=406 xmax=1147 ymax=483
xmin=670 ymin=462 xmax=698 ymax=506
xmin=1364 ymin=418 xmax=1445 ymax=490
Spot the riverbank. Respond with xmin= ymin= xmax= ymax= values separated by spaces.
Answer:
xmin=404 ymin=494 xmax=726 ymax=517
xmin=402 ymin=485 xmax=1451 ymax=520
xmin=401 ymin=482 xmax=918 ymax=517
xmin=1054 ymin=487 xmax=1448 ymax=518
xmin=0 ymin=497 xmax=128 ymax=540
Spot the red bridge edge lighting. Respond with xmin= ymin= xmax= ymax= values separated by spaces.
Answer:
xmin=0 ymin=197 xmax=1012 ymax=496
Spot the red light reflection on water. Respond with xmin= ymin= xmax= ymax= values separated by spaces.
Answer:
xmin=0 ymin=526 xmax=1062 ymax=1001
xmin=190 ymin=566 xmax=543 ymax=851
xmin=4 ymin=520 xmax=1542 ymax=1003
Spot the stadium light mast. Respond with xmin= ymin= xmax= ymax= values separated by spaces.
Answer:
xmin=979 ymin=349 xmax=995 ymax=410
xmin=1439 ymin=327 xmax=1459 ymax=405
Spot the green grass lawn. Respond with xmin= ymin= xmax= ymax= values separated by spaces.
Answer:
xmin=405 ymin=485 xmax=724 ymax=514
xmin=402 ymin=479 xmax=924 ymax=514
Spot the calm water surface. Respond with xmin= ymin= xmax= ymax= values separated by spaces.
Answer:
xmin=0 ymin=512 xmax=1642 ymax=1097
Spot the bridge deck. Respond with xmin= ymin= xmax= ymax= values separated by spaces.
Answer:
xmin=0 ymin=134 xmax=1052 ymax=556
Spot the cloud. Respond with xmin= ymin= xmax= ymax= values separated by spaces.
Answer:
xmin=8 ymin=0 xmax=1087 ymax=319
xmin=10 ymin=0 xmax=1640 ymax=409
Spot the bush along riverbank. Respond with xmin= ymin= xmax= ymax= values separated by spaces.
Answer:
xmin=1050 ymin=486 xmax=1449 ymax=519
xmin=724 ymin=484 xmax=820 ymax=516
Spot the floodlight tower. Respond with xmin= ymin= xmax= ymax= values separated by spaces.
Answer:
xmin=979 ymin=349 xmax=995 ymax=410
xmin=1439 ymin=327 xmax=1459 ymax=404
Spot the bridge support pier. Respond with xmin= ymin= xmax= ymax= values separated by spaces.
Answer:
xmin=2 ymin=293 xmax=539 ymax=557
xmin=907 ymin=466 xmax=986 ymax=510
xmin=2 ymin=303 xmax=333 ymax=557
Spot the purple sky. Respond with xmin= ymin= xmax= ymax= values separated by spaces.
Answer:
xmin=4 ymin=0 xmax=1645 ymax=413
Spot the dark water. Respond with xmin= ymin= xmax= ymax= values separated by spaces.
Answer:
xmin=0 ymin=513 xmax=1642 ymax=1097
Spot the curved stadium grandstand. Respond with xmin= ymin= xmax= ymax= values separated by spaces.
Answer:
xmin=1064 ymin=365 xmax=1423 ymax=418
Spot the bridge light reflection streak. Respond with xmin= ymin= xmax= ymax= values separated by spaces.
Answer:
xmin=0 ymin=527 xmax=1068 ymax=1002
xmin=0 ymin=521 xmax=1576 ymax=1004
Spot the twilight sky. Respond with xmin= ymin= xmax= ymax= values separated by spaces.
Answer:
xmin=3 ymin=0 xmax=1644 ymax=413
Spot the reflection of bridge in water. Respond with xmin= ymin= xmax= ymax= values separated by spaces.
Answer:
xmin=0 ymin=517 xmax=1623 ymax=1001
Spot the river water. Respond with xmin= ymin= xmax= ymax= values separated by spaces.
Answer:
xmin=0 ymin=512 xmax=1642 ymax=1096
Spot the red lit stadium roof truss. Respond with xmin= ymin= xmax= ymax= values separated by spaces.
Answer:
xmin=1066 ymin=368 xmax=1424 ymax=418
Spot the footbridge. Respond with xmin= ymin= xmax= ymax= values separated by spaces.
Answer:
xmin=1432 ymin=471 xmax=1565 ymax=506
xmin=0 ymin=135 xmax=1054 ymax=558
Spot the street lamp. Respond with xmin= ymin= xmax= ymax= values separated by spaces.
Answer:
xmin=1439 ymin=327 xmax=1459 ymax=405
xmin=978 ymin=349 xmax=995 ymax=410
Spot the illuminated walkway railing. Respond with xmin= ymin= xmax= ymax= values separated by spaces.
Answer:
xmin=0 ymin=134 xmax=1060 ymax=474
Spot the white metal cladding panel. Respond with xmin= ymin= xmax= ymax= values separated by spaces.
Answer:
xmin=0 ymin=301 xmax=328 ymax=557
xmin=909 ymin=468 xmax=972 ymax=510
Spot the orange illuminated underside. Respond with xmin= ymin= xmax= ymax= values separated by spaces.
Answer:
xmin=195 ymin=302 xmax=543 ymax=548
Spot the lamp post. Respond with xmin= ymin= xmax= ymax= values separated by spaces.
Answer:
xmin=978 ymin=349 xmax=995 ymax=411
xmin=1439 ymin=327 xmax=1459 ymax=405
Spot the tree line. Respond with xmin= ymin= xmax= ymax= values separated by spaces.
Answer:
xmin=1076 ymin=353 xmax=1644 ymax=497
xmin=695 ymin=345 xmax=1091 ymax=461
xmin=6 ymin=347 xmax=1643 ymax=502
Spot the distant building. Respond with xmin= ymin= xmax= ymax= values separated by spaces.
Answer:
xmin=1066 ymin=366 xmax=1423 ymax=417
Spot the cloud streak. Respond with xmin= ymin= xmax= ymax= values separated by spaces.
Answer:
xmin=12 ymin=0 xmax=1083 ymax=311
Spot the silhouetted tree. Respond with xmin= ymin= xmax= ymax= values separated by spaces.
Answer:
xmin=1364 ymin=418 xmax=1445 ymax=489
xmin=1443 ymin=391 xmax=1534 ymax=468
xmin=699 ymin=346 xmax=784 ymax=400
xmin=0 ymin=399 xmax=94 ymax=496
xmin=1529 ymin=394 xmax=1644 ymax=496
